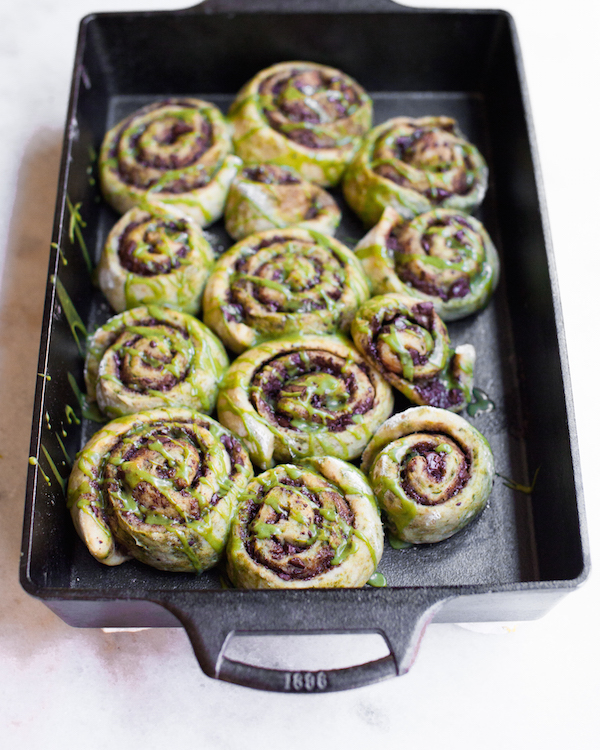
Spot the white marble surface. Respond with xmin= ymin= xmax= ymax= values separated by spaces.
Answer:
xmin=1 ymin=0 xmax=598 ymax=746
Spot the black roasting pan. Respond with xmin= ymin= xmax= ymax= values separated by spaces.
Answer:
xmin=20 ymin=0 xmax=590 ymax=692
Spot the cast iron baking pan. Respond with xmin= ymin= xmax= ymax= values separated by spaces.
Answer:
xmin=20 ymin=0 xmax=590 ymax=692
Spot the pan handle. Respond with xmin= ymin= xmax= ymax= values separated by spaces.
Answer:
xmin=184 ymin=0 xmax=409 ymax=14
xmin=158 ymin=590 xmax=450 ymax=692
xmin=216 ymin=654 xmax=396 ymax=693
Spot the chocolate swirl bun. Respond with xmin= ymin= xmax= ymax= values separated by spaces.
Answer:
xmin=99 ymin=98 xmax=241 ymax=226
xmin=97 ymin=202 xmax=214 ymax=314
xmin=229 ymin=61 xmax=372 ymax=187
xmin=343 ymin=116 xmax=488 ymax=226
xmin=67 ymin=408 xmax=253 ymax=573
xmin=84 ymin=306 xmax=229 ymax=419
xmin=361 ymin=407 xmax=494 ymax=545
xmin=355 ymin=206 xmax=499 ymax=321
xmin=224 ymin=163 xmax=341 ymax=241
xmin=351 ymin=293 xmax=475 ymax=412
xmin=217 ymin=334 xmax=394 ymax=470
xmin=202 ymin=227 xmax=370 ymax=354
xmin=226 ymin=457 xmax=384 ymax=588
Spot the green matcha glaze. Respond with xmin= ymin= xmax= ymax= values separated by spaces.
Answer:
xmin=41 ymin=445 xmax=67 ymax=492
xmin=367 ymin=571 xmax=387 ymax=587
xmin=226 ymin=456 xmax=384 ymax=589
xmin=29 ymin=456 xmax=52 ymax=488
xmin=228 ymin=62 xmax=372 ymax=187
xmin=361 ymin=406 xmax=494 ymax=545
xmin=84 ymin=305 xmax=228 ymax=418
xmin=343 ymin=116 xmax=488 ymax=227
xmin=55 ymin=433 xmax=72 ymax=467
xmin=354 ymin=206 xmax=500 ymax=321
xmin=467 ymin=387 xmax=495 ymax=417
xmin=351 ymin=292 xmax=475 ymax=412
xmin=53 ymin=275 xmax=88 ymax=355
xmin=67 ymin=407 xmax=253 ymax=572
xmin=203 ymin=227 xmax=370 ymax=354
xmin=217 ymin=334 xmax=394 ymax=470
xmin=67 ymin=372 xmax=105 ymax=423
xmin=99 ymin=98 xmax=241 ymax=227
xmin=97 ymin=202 xmax=214 ymax=314
xmin=66 ymin=196 xmax=92 ymax=274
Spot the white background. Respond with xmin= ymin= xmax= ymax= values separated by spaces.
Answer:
xmin=1 ymin=1 xmax=598 ymax=747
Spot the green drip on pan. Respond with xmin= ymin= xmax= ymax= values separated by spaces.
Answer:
xmin=53 ymin=275 xmax=88 ymax=355
xmin=66 ymin=195 xmax=92 ymax=274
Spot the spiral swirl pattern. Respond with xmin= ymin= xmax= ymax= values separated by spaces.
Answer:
xmin=226 ymin=457 xmax=384 ymax=588
xmin=351 ymin=293 xmax=474 ymax=412
xmin=224 ymin=163 xmax=341 ymax=240
xmin=67 ymin=408 xmax=253 ymax=572
xmin=343 ymin=116 xmax=488 ymax=226
xmin=217 ymin=334 xmax=394 ymax=470
xmin=203 ymin=227 xmax=370 ymax=353
xmin=355 ymin=206 xmax=499 ymax=320
xmin=99 ymin=97 xmax=241 ymax=226
xmin=361 ymin=407 xmax=494 ymax=544
xmin=229 ymin=62 xmax=372 ymax=186
xmin=84 ymin=306 xmax=229 ymax=418
xmin=97 ymin=202 xmax=214 ymax=314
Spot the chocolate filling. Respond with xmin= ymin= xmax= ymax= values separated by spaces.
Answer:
xmin=397 ymin=267 xmax=469 ymax=302
xmin=113 ymin=321 xmax=192 ymax=393
xmin=106 ymin=430 xmax=205 ymax=520
xmin=231 ymin=238 xmax=342 ymax=314
xmin=250 ymin=351 xmax=374 ymax=432
xmin=117 ymin=220 xmax=189 ymax=276
xmin=424 ymin=187 xmax=453 ymax=204
xmin=373 ymin=163 xmax=410 ymax=187
xmin=400 ymin=438 xmax=470 ymax=505
xmin=415 ymin=379 xmax=463 ymax=410
xmin=304 ymin=200 xmax=320 ymax=220
xmin=259 ymin=68 xmax=361 ymax=149
xmin=386 ymin=227 xmax=404 ymax=253
xmin=243 ymin=164 xmax=301 ymax=185
xmin=116 ymin=347 xmax=179 ymax=392
xmin=374 ymin=124 xmax=476 ymax=199
xmin=241 ymin=476 xmax=355 ymax=580
xmin=114 ymin=108 xmax=213 ymax=191
xmin=366 ymin=304 xmax=435 ymax=368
